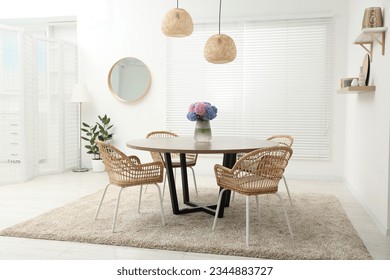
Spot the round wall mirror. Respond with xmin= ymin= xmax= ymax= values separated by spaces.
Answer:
xmin=108 ymin=57 xmax=151 ymax=102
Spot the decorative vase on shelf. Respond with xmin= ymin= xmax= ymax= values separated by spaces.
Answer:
xmin=358 ymin=66 xmax=366 ymax=86
xmin=194 ymin=119 xmax=212 ymax=142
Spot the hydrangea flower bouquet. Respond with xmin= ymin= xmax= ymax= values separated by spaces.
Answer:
xmin=187 ymin=102 xmax=218 ymax=121
xmin=187 ymin=102 xmax=218 ymax=142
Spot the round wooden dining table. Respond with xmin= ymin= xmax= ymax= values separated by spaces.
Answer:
xmin=127 ymin=136 xmax=276 ymax=217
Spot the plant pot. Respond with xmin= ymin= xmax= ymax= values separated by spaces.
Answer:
xmin=91 ymin=159 xmax=105 ymax=172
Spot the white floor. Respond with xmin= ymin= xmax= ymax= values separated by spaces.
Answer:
xmin=0 ymin=171 xmax=389 ymax=260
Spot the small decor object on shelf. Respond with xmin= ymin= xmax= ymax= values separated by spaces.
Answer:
xmin=187 ymin=102 xmax=218 ymax=142
xmin=358 ymin=67 xmax=366 ymax=86
xmin=361 ymin=53 xmax=370 ymax=86
xmin=351 ymin=78 xmax=359 ymax=87
xmin=340 ymin=77 xmax=355 ymax=88
xmin=362 ymin=7 xmax=383 ymax=29
xmin=81 ymin=114 xmax=114 ymax=172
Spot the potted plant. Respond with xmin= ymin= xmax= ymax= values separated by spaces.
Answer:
xmin=81 ymin=114 xmax=114 ymax=172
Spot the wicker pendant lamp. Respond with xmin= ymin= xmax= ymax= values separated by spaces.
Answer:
xmin=204 ymin=0 xmax=237 ymax=64
xmin=162 ymin=0 xmax=193 ymax=37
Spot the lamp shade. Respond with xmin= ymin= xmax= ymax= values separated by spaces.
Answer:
xmin=204 ymin=34 xmax=237 ymax=64
xmin=161 ymin=8 xmax=193 ymax=37
xmin=71 ymin=83 xmax=90 ymax=103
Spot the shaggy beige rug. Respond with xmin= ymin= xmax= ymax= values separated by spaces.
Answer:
xmin=0 ymin=187 xmax=372 ymax=260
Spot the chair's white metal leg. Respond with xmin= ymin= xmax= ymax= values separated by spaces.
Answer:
xmin=189 ymin=167 xmax=198 ymax=197
xmin=154 ymin=183 xmax=165 ymax=225
xmin=255 ymin=195 xmax=261 ymax=221
xmin=231 ymin=191 xmax=235 ymax=202
xmin=212 ymin=189 xmax=227 ymax=231
xmin=112 ymin=188 xmax=124 ymax=233
xmin=275 ymin=193 xmax=294 ymax=239
xmin=283 ymin=175 xmax=293 ymax=206
xmin=162 ymin=172 xmax=167 ymax=198
xmin=138 ymin=185 xmax=143 ymax=213
xmin=95 ymin=184 xmax=110 ymax=220
xmin=246 ymin=196 xmax=250 ymax=247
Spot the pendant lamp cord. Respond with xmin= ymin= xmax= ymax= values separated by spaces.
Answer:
xmin=218 ymin=0 xmax=222 ymax=34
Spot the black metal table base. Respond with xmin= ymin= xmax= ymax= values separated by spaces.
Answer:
xmin=164 ymin=152 xmax=236 ymax=218
xmin=174 ymin=202 xmax=217 ymax=215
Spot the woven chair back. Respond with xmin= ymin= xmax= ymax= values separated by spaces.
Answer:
xmin=267 ymin=135 xmax=294 ymax=147
xmin=217 ymin=146 xmax=292 ymax=195
xmin=145 ymin=131 xmax=179 ymax=163
xmin=95 ymin=140 xmax=163 ymax=187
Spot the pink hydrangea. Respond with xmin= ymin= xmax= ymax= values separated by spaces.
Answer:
xmin=188 ymin=103 xmax=196 ymax=112
xmin=194 ymin=102 xmax=206 ymax=116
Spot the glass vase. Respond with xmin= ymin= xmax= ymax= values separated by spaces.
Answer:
xmin=194 ymin=119 xmax=212 ymax=142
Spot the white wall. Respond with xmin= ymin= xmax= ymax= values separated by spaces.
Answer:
xmin=344 ymin=0 xmax=390 ymax=235
xmin=0 ymin=0 xmax=79 ymax=19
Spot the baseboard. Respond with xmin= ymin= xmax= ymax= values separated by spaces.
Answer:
xmin=344 ymin=179 xmax=389 ymax=236
xmin=282 ymin=173 xmax=343 ymax=181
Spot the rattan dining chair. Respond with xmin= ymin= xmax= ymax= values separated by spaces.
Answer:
xmin=95 ymin=140 xmax=165 ymax=233
xmin=266 ymin=135 xmax=294 ymax=205
xmin=212 ymin=146 xmax=294 ymax=246
xmin=146 ymin=131 xmax=199 ymax=197
xmin=235 ymin=135 xmax=294 ymax=205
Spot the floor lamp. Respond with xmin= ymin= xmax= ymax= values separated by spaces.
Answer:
xmin=71 ymin=84 xmax=90 ymax=172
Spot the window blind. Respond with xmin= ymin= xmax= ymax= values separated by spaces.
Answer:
xmin=166 ymin=17 xmax=334 ymax=159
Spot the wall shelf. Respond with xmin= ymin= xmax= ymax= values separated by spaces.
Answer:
xmin=337 ymin=86 xmax=376 ymax=94
xmin=354 ymin=27 xmax=387 ymax=61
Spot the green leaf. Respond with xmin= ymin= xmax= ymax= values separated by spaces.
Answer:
xmin=80 ymin=114 xmax=113 ymax=156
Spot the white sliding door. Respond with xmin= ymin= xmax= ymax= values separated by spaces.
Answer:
xmin=0 ymin=25 xmax=78 ymax=184
xmin=0 ymin=26 xmax=24 ymax=183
